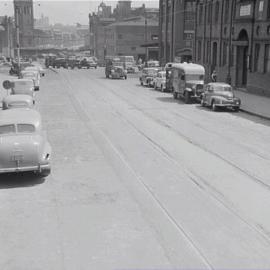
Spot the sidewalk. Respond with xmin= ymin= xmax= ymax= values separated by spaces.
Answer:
xmin=235 ymin=89 xmax=270 ymax=120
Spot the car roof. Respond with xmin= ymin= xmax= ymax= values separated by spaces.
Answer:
xmin=0 ymin=108 xmax=41 ymax=128
xmin=172 ymin=63 xmax=205 ymax=74
xmin=207 ymin=82 xmax=231 ymax=87
xmin=11 ymin=78 xmax=34 ymax=83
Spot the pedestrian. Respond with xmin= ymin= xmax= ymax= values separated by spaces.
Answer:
xmin=211 ymin=70 xmax=217 ymax=82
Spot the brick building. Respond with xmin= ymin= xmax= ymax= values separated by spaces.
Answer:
xmin=14 ymin=0 xmax=34 ymax=48
xmin=195 ymin=0 xmax=270 ymax=95
xmin=104 ymin=16 xmax=159 ymax=61
xmin=159 ymin=0 xmax=196 ymax=65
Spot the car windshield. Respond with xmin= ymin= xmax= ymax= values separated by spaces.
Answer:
xmin=17 ymin=124 xmax=35 ymax=133
xmin=0 ymin=124 xmax=16 ymax=135
xmin=213 ymin=85 xmax=232 ymax=92
xmin=147 ymin=69 xmax=158 ymax=76
xmin=186 ymin=74 xmax=204 ymax=81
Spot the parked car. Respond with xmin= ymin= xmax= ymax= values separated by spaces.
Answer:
xmin=140 ymin=68 xmax=160 ymax=87
xmin=154 ymin=71 xmax=167 ymax=92
xmin=2 ymin=95 xmax=34 ymax=110
xmin=0 ymin=108 xmax=51 ymax=177
xmin=171 ymin=63 xmax=205 ymax=103
xmin=110 ymin=66 xmax=127 ymax=79
xmin=201 ymin=82 xmax=241 ymax=111
xmin=67 ymin=56 xmax=81 ymax=69
xmin=79 ymin=58 xmax=97 ymax=69
xmin=20 ymin=70 xmax=40 ymax=91
xmin=10 ymin=79 xmax=36 ymax=98
xmin=24 ymin=65 xmax=45 ymax=77
xmin=147 ymin=60 xmax=159 ymax=68
xmin=52 ymin=58 xmax=68 ymax=69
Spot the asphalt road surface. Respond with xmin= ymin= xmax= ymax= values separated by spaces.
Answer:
xmin=1 ymin=67 xmax=270 ymax=270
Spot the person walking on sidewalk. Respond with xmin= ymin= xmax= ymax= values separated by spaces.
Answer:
xmin=211 ymin=70 xmax=217 ymax=82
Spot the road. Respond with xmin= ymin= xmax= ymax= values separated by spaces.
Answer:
xmin=1 ymin=67 xmax=270 ymax=269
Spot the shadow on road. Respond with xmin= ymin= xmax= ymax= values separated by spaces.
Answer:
xmin=156 ymin=96 xmax=189 ymax=104
xmin=0 ymin=172 xmax=45 ymax=189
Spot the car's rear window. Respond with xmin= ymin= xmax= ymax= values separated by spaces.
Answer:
xmin=0 ymin=124 xmax=16 ymax=135
xmin=17 ymin=124 xmax=35 ymax=133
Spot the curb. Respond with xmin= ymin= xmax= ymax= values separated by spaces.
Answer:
xmin=240 ymin=108 xmax=270 ymax=121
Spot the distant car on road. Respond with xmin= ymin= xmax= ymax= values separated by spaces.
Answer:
xmin=154 ymin=71 xmax=166 ymax=92
xmin=110 ymin=66 xmax=127 ymax=79
xmin=52 ymin=58 xmax=68 ymax=69
xmin=140 ymin=67 xmax=160 ymax=87
xmin=79 ymin=58 xmax=97 ymax=69
xmin=2 ymin=95 xmax=34 ymax=110
xmin=24 ymin=65 xmax=45 ymax=77
xmin=201 ymin=82 xmax=241 ymax=112
xmin=0 ymin=108 xmax=51 ymax=177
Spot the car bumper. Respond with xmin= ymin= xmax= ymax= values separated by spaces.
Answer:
xmin=0 ymin=164 xmax=50 ymax=174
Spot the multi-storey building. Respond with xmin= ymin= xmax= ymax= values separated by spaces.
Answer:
xmin=104 ymin=16 xmax=159 ymax=61
xmin=195 ymin=0 xmax=270 ymax=95
xmin=159 ymin=0 xmax=196 ymax=65
xmin=14 ymin=0 xmax=34 ymax=48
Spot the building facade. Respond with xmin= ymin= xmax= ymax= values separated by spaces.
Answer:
xmin=195 ymin=0 xmax=270 ymax=95
xmin=104 ymin=17 xmax=159 ymax=61
xmin=14 ymin=0 xmax=34 ymax=48
xmin=0 ymin=16 xmax=15 ymax=58
xmin=159 ymin=0 xmax=196 ymax=65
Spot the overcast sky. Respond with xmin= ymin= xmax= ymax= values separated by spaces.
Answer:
xmin=0 ymin=0 xmax=159 ymax=25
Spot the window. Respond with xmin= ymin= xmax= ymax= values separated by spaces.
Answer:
xmin=264 ymin=45 xmax=270 ymax=73
xmin=17 ymin=124 xmax=35 ymax=133
xmin=254 ymin=44 xmax=260 ymax=72
xmin=0 ymin=125 xmax=15 ymax=135
xmin=207 ymin=41 xmax=211 ymax=63
xmin=198 ymin=40 xmax=202 ymax=61
xmin=223 ymin=42 xmax=228 ymax=66
xmin=268 ymin=0 xmax=270 ymax=18
xmin=224 ymin=1 xmax=230 ymax=23
xmin=208 ymin=2 xmax=212 ymax=24
xmin=199 ymin=4 xmax=203 ymax=24
xmin=215 ymin=1 xmax=220 ymax=23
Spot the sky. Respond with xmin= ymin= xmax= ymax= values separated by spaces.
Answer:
xmin=0 ymin=0 xmax=159 ymax=25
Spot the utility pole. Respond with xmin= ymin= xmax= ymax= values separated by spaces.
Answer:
xmin=144 ymin=8 xmax=148 ymax=63
xmin=15 ymin=6 xmax=20 ymax=70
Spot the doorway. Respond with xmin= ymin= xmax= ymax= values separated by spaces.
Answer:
xmin=236 ymin=29 xmax=249 ymax=87
xmin=236 ymin=46 xmax=248 ymax=87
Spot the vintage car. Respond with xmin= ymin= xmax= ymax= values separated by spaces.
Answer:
xmin=0 ymin=108 xmax=51 ymax=177
xmin=20 ymin=70 xmax=40 ymax=91
xmin=147 ymin=60 xmax=159 ymax=68
xmin=24 ymin=65 xmax=45 ymax=77
xmin=78 ymin=58 xmax=97 ymax=69
xmin=154 ymin=71 xmax=166 ymax=92
xmin=140 ymin=68 xmax=160 ymax=87
xmin=52 ymin=58 xmax=68 ymax=69
xmin=2 ymin=94 xmax=34 ymax=110
xmin=201 ymin=82 xmax=241 ymax=111
xmin=171 ymin=63 xmax=205 ymax=103
xmin=10 ymin=79 xmax=36 ymax=98
xmin=110 ymin=66 xmax=127 ymax=79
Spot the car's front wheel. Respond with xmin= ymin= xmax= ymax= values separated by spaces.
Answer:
xmin=211 ymin=100 xmax=218 ymax=111
xmin=234 ymin=106 xmax=240 ymax=112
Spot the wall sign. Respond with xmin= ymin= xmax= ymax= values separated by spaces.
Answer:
xmin=240 ymin=4 xmax=251 ymax=16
